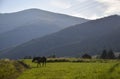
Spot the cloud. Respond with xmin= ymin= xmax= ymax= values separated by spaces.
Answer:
xmin=70 ymin=11 xmax=101 ymax=20
xmin=63 ymin=0 xmax=120 ymax=19
xmin=96 ymin=0 xmax=120 ymax=15
xmin=61 ymin=0 xmax=107 ymax=19
xmin=1 ymin=0 xmax=120 ymax=19
xmin=42 ymin=0 xmax=120 ymax=19
xmin=50 ymin=0 xmax=71 ymax=9
xmin=76 ymin=0 xmax=89 ymax=2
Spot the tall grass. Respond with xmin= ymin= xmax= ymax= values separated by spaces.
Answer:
xmin=18 ymin=59 xmax=120 ymax=79
xmin=0 ymin=60 xmax=28 ymax=79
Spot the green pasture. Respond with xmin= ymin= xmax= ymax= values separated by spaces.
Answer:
xmin=17 ymin=59 xmax=120 ymax=79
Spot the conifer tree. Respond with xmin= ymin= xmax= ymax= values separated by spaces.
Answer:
xmin=118 ymin=54 xmax=120 ymax=59
xmin=107 ymin=49 xmax=115 ymax=59
xmin=100 ymin=49 xmax=107 ymax=59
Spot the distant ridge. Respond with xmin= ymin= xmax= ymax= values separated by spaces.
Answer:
xmin=0 ymin=15 xmax=120 ymax=58
xmin=0 ymin=8 xmax=88 ymax=50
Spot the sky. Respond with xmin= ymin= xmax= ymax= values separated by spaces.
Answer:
xmin=0 ymin=0 xmax=120 ymax=19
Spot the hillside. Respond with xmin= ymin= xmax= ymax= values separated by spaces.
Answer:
xmin=0 ymin=60 xmax=28 ymax=79
xmin=0 ymin=15 xmax=120 ymax=58
xmin=0 ymin=9 xmax=88 ymax=50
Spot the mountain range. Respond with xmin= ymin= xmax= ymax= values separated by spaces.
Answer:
xmin=0 ymin=9 xmax=88 ymax=50
xmin=0 ymin=15 xmax=120 ymax=59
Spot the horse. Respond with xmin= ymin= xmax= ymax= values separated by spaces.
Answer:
xmin=32 ymin=56 xmax=47 ymax=67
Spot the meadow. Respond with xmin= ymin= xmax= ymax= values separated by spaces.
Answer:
xmin=17 ymin=59 xmax=120 ymax=79
xmin=0 ymin=59 xmax=28 ymax=79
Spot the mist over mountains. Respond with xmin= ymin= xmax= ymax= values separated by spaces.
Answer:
xmin=0 ymin=9 xmax=87 ymax=50
xmin=0 ymin=14 xmax=120 ymax=58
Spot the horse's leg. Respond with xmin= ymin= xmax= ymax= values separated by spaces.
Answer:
xmin=43 ymin=61 xmax=46 ymax=67
xmin=43 ymin=62 xmax=46 ymax=67
xmin=39 ymin=62 xmax=41 ymax=67
xmin=45 ymin=61 xmax=46 ymax=66
xmin=37 ymin=62 xmax=40 ymax=67
xmin=37 ymin=63 xmax=38 ymax=68
xmin=43 ymin=62 xmax=45 ymax=66
xmin=39 ymin=63 xmax=41 ymax=67
xmin=42 ymin=62 xmax=45 ymax=67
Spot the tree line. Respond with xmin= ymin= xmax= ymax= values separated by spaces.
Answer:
xmin=100 ymin=49 xmax=120 ymax=59
xmin=23 ymin=49 xmax=120 ymax=59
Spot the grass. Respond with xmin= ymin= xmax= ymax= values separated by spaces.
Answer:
xmin=0 ymin=59 xmax=28 ymax=79
xmin=17 ymin=59 xmax=120 ymax=79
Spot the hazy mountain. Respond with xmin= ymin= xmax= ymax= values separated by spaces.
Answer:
xmin=0 ymin=9 xmax=87 ymax=34
xmin=1 ymin=15 xmax=120 ymax=58
xmin=0 ymin=9 xmax=88 ymax=50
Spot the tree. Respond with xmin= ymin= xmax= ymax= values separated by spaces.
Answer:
xmin=118 ymin=54 xmax=120 ymax=59
xmin=107 ymin=49 xmax=115 ymax=59
xmin=100 ymin=49 xmax=107 ymax=59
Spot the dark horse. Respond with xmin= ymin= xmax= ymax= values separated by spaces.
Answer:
xmin=32 ymin=56 xmax=47 ymax=67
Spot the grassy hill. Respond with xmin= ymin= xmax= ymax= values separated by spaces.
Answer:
xmin=0 ymin=60 xmax=29 ymax=79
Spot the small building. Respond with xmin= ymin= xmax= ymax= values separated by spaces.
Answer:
xmin=82 ymin=54 xmax=92 ymax=59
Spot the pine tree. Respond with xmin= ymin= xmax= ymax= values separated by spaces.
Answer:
xmin=107 ymin=50 xmax=115 ymax=59
xmin=100 ymin=49 xmax=107 ymax=59
xmin=118 ymin=54 xmax=120 ymax=59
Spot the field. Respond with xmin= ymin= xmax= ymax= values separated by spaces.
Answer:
xmin=17 ymin=59 xmax=120 ymax=79
xmin=0 ymin=59 xmax=28 ymax=79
